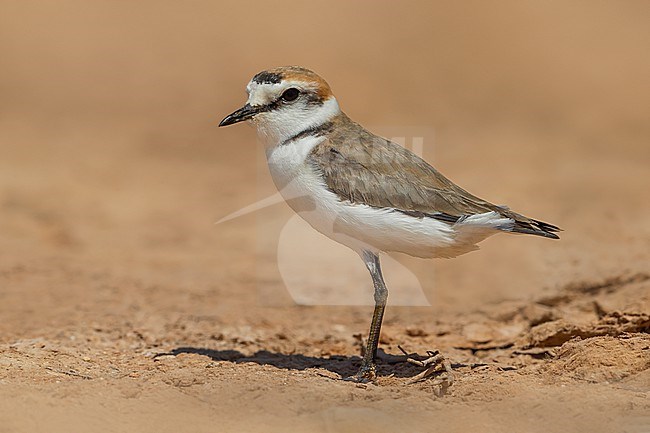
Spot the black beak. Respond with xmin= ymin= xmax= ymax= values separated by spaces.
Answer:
xmin=218 ymin=104 xmax=263 ymax=127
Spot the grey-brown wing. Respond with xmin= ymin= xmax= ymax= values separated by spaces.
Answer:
xmin=307 ymin=129 xmax=560 ymax=239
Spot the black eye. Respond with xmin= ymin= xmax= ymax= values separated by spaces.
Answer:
xmin=281 ymin=88 xmax=300 ymax=102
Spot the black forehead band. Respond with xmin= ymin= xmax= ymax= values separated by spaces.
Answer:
xmin=252 ymin=71 xmax=282 ymax=85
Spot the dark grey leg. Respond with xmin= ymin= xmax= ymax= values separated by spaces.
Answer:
xmin=349 ymin=251 xmax=388 ymax=382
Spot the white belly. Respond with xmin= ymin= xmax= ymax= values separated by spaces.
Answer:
xmin=266 ymin=137 xmax=509 ymax=258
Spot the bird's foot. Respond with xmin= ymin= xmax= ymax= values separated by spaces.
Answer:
xmin=398 ymin=346 xmax=454 ymax=395
xmin=344 ymin=363 xmax=377 ymax=383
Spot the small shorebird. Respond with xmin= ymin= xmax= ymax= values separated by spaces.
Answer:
xmin=219 ymin=66 xmax=560 ymax=382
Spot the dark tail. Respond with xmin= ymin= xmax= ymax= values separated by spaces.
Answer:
xmin=510 ymin=218 xmax=561 ymax=239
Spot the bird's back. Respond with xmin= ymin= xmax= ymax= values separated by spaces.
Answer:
xmin=307 ymin=113 xmax=560 ymax=241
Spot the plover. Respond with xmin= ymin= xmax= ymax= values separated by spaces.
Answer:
xmin=219 ymin=66 xmax=560 ymax=381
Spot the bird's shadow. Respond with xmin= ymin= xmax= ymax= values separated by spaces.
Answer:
xmin=154 ymin=347 xmax=428 ymax=379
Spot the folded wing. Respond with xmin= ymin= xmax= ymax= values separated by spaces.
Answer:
xmin=306 ymin=116 xmax=560 ymax=239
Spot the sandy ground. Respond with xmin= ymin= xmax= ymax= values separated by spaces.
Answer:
xmin=1 ymin=1 xmax=649 ymax=432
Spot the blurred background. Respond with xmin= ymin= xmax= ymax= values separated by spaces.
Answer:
xmin=1 ymin=1 xmax=649 ymax=328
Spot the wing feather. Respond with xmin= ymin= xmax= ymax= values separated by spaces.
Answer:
xmin=306 ymin=114 xmax=560 ymax=239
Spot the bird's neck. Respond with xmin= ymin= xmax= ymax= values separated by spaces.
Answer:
xmin=255 ymin=97 xmax=341 ymax=149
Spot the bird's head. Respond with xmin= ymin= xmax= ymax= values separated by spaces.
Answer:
xmin=219 ymin=66 xmax=340 ymax=145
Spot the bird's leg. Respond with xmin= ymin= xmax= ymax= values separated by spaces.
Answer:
xmin=348 ymin=251 xmax=388 ymax=382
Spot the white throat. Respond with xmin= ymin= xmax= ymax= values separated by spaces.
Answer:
xmin=252 ymin=97 xmax=340 ymax=148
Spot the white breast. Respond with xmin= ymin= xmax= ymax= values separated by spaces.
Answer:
xmin=266 ymin=137 xmax=511 ymax=259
